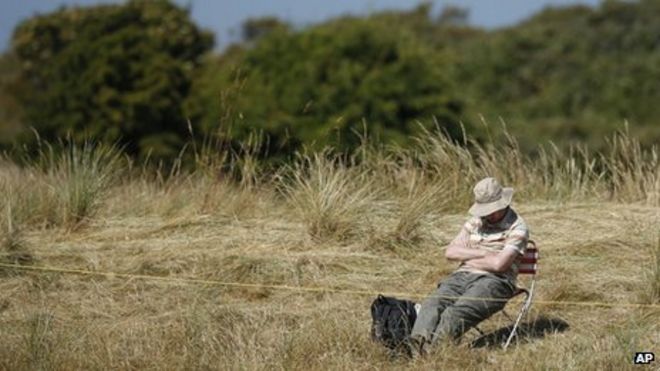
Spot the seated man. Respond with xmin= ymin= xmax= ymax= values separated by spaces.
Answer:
xmin=409 ymin=177 xmax=529 ymax=354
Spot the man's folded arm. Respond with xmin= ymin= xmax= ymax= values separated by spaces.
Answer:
xmin=444 ymin=228 xmax=489 ymax=262
xmin=461 ymin=247 xmax=520 ymax=273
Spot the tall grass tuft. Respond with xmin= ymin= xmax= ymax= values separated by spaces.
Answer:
xmin=43 ymin=143 xmax=123 ymax=228
xmin=278 ymin=151 xmax=377 ymax=241
xmin=410 ymin=127 xmax=478 ymax=209
xmin=534 ymin=143 xmax=603 ymax=201
xmin=386 ymin=170 xmax=450 ymax=247
xmin=603 ymin=127 xmax=660 ymax=205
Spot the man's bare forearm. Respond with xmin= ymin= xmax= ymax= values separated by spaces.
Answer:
xmin=463 ymin=248 xmax=519 ymax=273
xmin=445 ymin=245 xmax=490 ymax=262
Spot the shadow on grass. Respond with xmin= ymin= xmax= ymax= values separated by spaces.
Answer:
xmin=470 ymin=316 xmax=570 ymax=349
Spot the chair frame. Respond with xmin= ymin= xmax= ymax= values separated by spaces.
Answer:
xmin=471 ymin=240 xmax=539 ymax=349
xmin=502 ymin=240 xmax=538 ymax=349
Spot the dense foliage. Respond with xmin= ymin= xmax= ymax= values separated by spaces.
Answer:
xmin=0 ymin=54 xmax=23 ymax=145
xmin=186 ymin=15 xmax=464 ymax=154
xmin=453 ymin=0 xmax=660 ymax=149
xmin=10 ymin=0 xmax=213 ymax=159
xmin=1 ymin=0 xmax=659 ymax=160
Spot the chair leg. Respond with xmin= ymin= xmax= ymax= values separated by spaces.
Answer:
xmin=503 ymin=293 xmax=531 ymax=350
xmin=503 ymin=278 xmax=537 ymax=350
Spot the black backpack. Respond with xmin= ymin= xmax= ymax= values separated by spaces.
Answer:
xmin=370 ymin=295 xmax=418 ymax=351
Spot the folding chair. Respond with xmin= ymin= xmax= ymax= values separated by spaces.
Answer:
xmin=502 ymin=239 xmax=539 ymax=349
xmin=471 ymin=240 xmax=539 ymax=349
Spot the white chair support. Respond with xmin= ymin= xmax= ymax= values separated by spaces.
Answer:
xmin=503 ymin=240 xmax=539 ymax=349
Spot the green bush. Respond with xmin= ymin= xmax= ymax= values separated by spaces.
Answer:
xmin=0 ymin=53 xmax=24 ymax=147
xmin=6 ymin=0 xmax=660 ymax=163
xmin=11 ymin=0 xmax=213 ymax=160
xmin=186 ymin=14 xmax=465 ymax=156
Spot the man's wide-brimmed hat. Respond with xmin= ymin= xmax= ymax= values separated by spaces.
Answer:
xmin=468 ymin=177 xmax=513 ymax=217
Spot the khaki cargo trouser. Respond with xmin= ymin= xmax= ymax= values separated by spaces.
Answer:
xmin=410 ymin=270 xmax=515 ymax=345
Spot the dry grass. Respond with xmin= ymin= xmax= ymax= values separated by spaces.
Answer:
xmin=0 ymin=129 xmax=658 ymax=370
xmin=278 ymin=151 xmax=378 ymax=241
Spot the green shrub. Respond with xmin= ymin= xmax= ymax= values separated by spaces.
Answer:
xmin=11 ymin=0 xmax=213 ymax=160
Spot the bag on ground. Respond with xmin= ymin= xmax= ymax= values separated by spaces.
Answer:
xmin=370 ymin=294 xmax=417 ymax=350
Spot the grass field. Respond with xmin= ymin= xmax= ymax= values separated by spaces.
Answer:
xmin=1 ymin=129 xmax=658 ymax=370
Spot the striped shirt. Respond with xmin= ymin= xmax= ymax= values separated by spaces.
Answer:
xmin=451 ymin=208 xmax=529 ymax=283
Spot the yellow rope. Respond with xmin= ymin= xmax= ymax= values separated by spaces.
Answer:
xmin=1 ymin=262 xmax=659 ymax=309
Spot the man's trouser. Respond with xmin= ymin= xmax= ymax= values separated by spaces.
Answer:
xmin=410 ymin=270 xmax=515 ymax=345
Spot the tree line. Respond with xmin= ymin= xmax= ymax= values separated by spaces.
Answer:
xmin=1 ymin=0 xmax=658 ymax=162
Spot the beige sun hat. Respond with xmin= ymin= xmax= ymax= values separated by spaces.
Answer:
xmin=468 ymin=177 xmax=514 ymax=217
